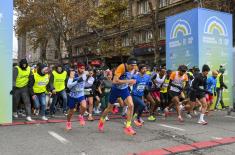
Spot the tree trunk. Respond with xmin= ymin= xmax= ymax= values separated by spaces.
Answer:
xmin=148 ymin=0 xmax=160 ymax=65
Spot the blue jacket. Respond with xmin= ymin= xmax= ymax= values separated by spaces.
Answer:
xmin=207 ymin=76 xmax=217 ymax=93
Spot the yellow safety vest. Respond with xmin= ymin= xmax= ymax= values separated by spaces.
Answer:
xmin=15 ymin=66 xmax=31 ymax=88
xmin=52 ymin=70 xmax=67 ymax=92
xmin=160 ymin=78 xmax=170 ymax=93
xmin=33 ymin=72 xmax=49 ymax=93
xmin=216 ymin=73 xmax=221 ymax=88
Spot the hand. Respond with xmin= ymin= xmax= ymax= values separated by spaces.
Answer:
xmin=10 ymin=87 xmax=16 ymax=95
xmin=214 ymin=92 xmax=216 ymax=96
xmin=52 ymin=89 xmax=56 ymax=94
xmin=129 ymin=79 xmax=136 ymax=85
xmin=32 ymin=95 xmax=37 ymax=100
xmin=70 ymin=71 xmax=75 ymax=79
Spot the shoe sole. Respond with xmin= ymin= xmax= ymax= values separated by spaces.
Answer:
xmin=124 ymin=131 xmax=136 ymax=136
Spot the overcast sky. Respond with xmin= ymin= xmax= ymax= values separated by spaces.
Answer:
xmin=13 ymin=12 xmax=17 ymax=59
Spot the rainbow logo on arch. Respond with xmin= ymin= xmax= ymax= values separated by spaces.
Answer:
xmin=204 ymin=16 xmax=228 ymax=36
xmin=170 ymin=19 xmax=191 ymax=39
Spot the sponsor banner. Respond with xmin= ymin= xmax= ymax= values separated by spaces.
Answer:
xmin=0 ymin=1 xmax=13 ymax=123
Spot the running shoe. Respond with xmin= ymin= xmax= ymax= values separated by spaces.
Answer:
xmin=65 ymin=122 xmax=72 ymax=130
xmin=13 ymin=112 xmax=18 ymax=118
xmin=133 ymin=113 xmax=137 ymax=119
xmin=98 ymin=120 xmax=104 ymax=132
xmin=105 ymin=116 xmax=109 ymax=121
xmin=88 ymin=115 xmax=94 ymax=121
xmin=139 ymin=117 xmax=145 ymax=124
xmin=41 ymin=116 xmax=48 ymax=121
xmin=197 ymin=120 xmax=208 ymax=125
xmin=178 ymin=115 xmax=184 ymax=122
xmin=148 ymin=115 xmax=156 ymax=121
xmin=185 ymin=114 xmax=192 ymax=119
xmin=112 ymin=106 xmax=119 ymax=114
xmin=78 ymin=115 xmax=85 ymax=126
xmin=124 ymin=126 xmax=136 ymax=136
xmin=164 ymin=108 xmax=169 ymax=117
xmin=134 ymin=119 xmax=143 ymax=127
xmin=26 ymin=116 xmax=34 ymax=122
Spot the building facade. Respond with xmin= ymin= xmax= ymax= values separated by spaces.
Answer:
xmin=71 ymin=0 xmax=199 ymax=68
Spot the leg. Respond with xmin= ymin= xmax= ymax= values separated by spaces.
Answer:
xmin=39 ymin=93 xmax=47 ymax=117
xmin=50 ymin=94 xmax=58 ymax=115
xmin=13 ymin=88 xmax=21 ymax=116
xmin=21 ymin=88 xmax=32 ymax=117
xmin=87 ymin=96 xmax=94 ymax=120
xmin=60 ymin=90 xmax=68 ymax=113
xmin=214 ymin=88 xmax=221 ymax=109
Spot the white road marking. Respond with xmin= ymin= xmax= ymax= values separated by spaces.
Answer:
xmin=212 ymin=137 xmax=222 ymax=140
xmin=225 ymin=116 xmax=235 ymax=119
xmin=48 ymin=131 xmax=69 ymax=144
xmin=159 ymin=124 xmax=186 ymax=131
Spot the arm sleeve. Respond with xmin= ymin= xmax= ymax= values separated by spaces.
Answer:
xmin=67 ymin=78 xmax=78 ymax=89
xmin=49 ymin=73 xmax=55 ymax=91
xmin=13 ymin=67 xmax=18 ymax=87
xmin=28 ymin=74 xmax=35 ymax=96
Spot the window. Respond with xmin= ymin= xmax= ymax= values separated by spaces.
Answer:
xmin=122 ymin=35 xmax=130 ymax=47
xmin=137 ymin=30 xmax=153 ymax=44
xmin=159 ymin=0 xmax=167 ymax=8
xmin=169 ymin=0 xmax=182 ymax=4
xmin=138 ymin=0 xmax=150 ymax=15
xmin=159 ymin=26 xmax=166 ymax=39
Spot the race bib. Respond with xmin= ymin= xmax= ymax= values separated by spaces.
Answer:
xmin=137 ymin=84 xmax=145 ymax=91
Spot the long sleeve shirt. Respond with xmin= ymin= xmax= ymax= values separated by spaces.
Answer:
xmin=207 ymin=76 xmax=216 ymax=93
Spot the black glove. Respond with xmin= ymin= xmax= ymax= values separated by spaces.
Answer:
xmin=73 ymin=77 xmax=84 ymax=83
xmin=10 ymin=86 xmax=16 ymax=95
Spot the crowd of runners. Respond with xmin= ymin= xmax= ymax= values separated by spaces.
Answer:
xmin=12 ymin=58 xmax=230 ymax=136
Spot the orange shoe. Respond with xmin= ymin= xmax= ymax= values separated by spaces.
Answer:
xmin=134 ymin=119 xmax=143 ymax=127
xmin=78 ymin=115 xmax=85 ymax=126
xmin=98 ymin=120 xmax=104 ymax=132
xmin=65 ymin=122 xmax=72 ymax=131
xmin=124 ymin=126 xmax=136 ymax=136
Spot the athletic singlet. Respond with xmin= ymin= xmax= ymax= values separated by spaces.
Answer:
xmin=170 ymin=71 xmax=188 ymax=93
xmin=113 ymin=64 xmax=132 ymax=90
xmin=152 ymin=73 xmax=166 ymax=89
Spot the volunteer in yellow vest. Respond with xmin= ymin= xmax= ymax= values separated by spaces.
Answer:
xmin=29 ymin=63 xmax=50 ymax=121
xmin=49 ymin=64 xmax=68 ymax=116
xmin=214 ymin=66 xmax=228 ymax=110
xmin=12 ymin=59 xmax=34 ymax=121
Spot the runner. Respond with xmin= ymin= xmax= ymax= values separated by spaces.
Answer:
xmin=148 ymin=67 xmax=166 ymax=120
xmin=160 ymin=70 xmax=171 ymax=117
xmin=84 ymin=69 xmax=95 ymax=121
xmin=167 ymin=65 xmax=189 ymax=122
xmin=206 ymin=70 xmax=218 ymax=113
xmin=65 ymin=63 xmax=87 ymax=130
xmin=132 ymin=64 xmax=151 ymax=127
xmin=190 ymin=64 xmax=212 ymax=125
xmin=98 ymin=58 xmax=137 ymax=136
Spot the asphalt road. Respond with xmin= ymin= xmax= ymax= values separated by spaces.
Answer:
xmin=0 ymin=111 xmax=235 ymax=155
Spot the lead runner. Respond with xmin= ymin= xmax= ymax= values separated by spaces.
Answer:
xmin=98 ymin=58 xmax=137 ymax=136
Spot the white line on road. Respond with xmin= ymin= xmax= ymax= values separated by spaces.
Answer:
xmin=225 ymin=116 xmax=235 ymax=119
xmin=48 ymin=131 xmax=69 ymax=144
xmin=212 ymin=137 xmax=222 ymax=140
xmin=159 ymin=124 xmax=186 ymax=131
